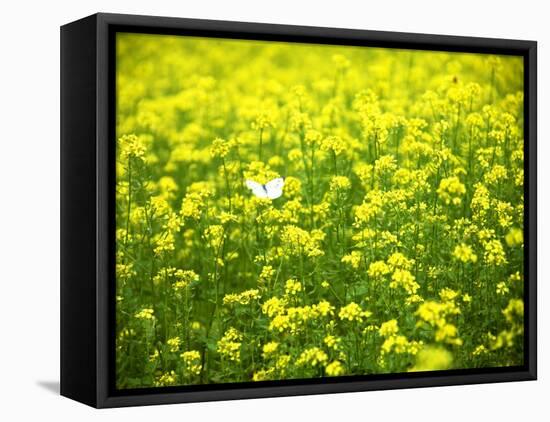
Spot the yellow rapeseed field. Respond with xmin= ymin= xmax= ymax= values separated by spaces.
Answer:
xmin=115 ymin=33 xmax=525 ymax=388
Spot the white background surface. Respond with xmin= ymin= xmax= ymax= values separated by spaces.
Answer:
xmin=0 ymin=0 xmax=547 ymax=420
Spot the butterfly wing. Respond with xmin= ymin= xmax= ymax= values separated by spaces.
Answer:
xmin=265 ymin=177 xmax=284 ymax=199
xmin=245 ymin=180 xmax=268 ymax=199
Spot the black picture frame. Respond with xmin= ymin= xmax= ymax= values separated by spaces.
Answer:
xmin=60 ymin=12 xmax=537 ymax=408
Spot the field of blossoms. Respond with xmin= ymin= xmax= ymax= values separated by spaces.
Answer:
xmin=115 ymin=33 xmax=525 ymax=389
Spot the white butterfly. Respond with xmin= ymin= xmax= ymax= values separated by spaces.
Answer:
xmin=245 ymin=177 xmax=285 ymax=200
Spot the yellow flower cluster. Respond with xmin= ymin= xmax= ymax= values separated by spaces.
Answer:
xmin=262 ymin=341 xmax=279 ymax=359
xmin=119 ymin=134 xmax=147 ymax=160
xmin=180 ymin=350 xmax=202 ymax=376
xmin=338 ymin=302 xmax=372 ymax=322
xmin=330 ymin=175 xmax=352 ymax=191
xmin=284 ymin=279 xmax=302 ymax=296
xmin=453 ymin=243 xmax=478 ymax=264
xmin=483 ymin=239 xmax=507 ymax=266
xmin=390 ymin=269 xmax=420 ymax=295
xmin=210 ymin=137 xmax=235 ymax=158
xmin=341 ymin=251 xmax=362 ymax=269
xmin=409 ymin=346 xmax=453 ymax=372
xmin=296 ymin=347 xmax=328 ymax=367
xmin=367 ymin=260 xmax=391 ymax=278
xmin=416 ymin=292 xmax=463 ymax=346
xmin=134 ymin=308 xmax=155 ymax=320
xmin=379 ymin=319 xmax=399 ymax=337
xmin=378 ymin=319 xmax=422 ymax=356
xmin=167 ymin=336 xmax=181 ymax=352
xmin=437 ymin=176 xmax=466 ymax=205
xmin=217 ymin=328 xmax=243 ymax=362
xmin=223 ymin=289 xmax=261 ymax=306
xmin=154 ymin=370 xmax=177 ymax=387
xmin=325 ymin=361 xmax=345 ymax=376
xmin=280 ymin=225 xmax=325 ymax=258
xmin=267 ymin=300 xmax=335 ymax=333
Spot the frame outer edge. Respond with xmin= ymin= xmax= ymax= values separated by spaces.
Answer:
xmin=87 ymin=12 xmax=537 ymax=408
xmin=96 ymin=12 xmax=111 ymax=408
xmin=527 ymin=43 xmax=537 ymax=379
xmin=61 ymin=14 xmax=101 ymax=407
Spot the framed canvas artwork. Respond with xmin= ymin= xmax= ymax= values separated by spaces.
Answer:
xmin=60 ymin=13 xmax=537 ymax=407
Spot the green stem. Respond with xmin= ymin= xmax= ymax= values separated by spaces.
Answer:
xmin=124 ymin=158 xmax=132 ymax=247
xmin=222 ymin=158 xmax=232 ymax=212
xmin=258 ymin=128 xmax=264 ymax=161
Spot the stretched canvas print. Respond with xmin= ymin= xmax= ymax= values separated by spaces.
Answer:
xmin=60 ymin=13 xmax=536 ymax=407
xmin=114 ymin=33 xmax=526 ymax=389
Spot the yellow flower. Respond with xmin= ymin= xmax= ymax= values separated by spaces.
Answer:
xmin=116 ymin=263 xmax=135 ymax=281
xmin=330 ymin=176 xmax=351 ymax=191
xmin=374 ymin=155 xmax=397 ymax=174
xmin=180 ymin=350 xmax=202 ymax=375
xmin=496 ymin=282 xmax=509 ymax=295
xmin=204 ymin=225 xmax=225 ymax=249
xmin=409 ymin=346 xmax=453 ymax=372
xmin=313 ymin=300 xmax=335 ymax=317
xmin=262 ymin=341 xmax=279 ymax=359
xmin=339 ymin=302 xmax=370 ymax=322
xmin=269 ymin=314 xmax=290 ymax=332
xmin=324 ymin=335 xmax=341 ymax=350
xmin=153 ymin=232 xmax=175 ymax=256
xmin=252 ymin=369 xmax=274 ymax=381
xmin=471 ymin=183 xmax=491 ymax=219
xmin=367 ymin=260 xmax=391 ymax=278
xmin=453 ymin=243 xmax=477 ymax=264
xmin=280 ymin=225 xmax=325 ymax=258
xmin=381 ymin=335 xmax=422 ymax=355
xmin=223 ymin=289 xmax=261 ymax=306
xmin=387 ymin=252 xmax=415 ymax=270
xmin=505 ymin=227 xmax=523 ymax=247
xmin=502 ymin=299 xmax=524 ymax=324
xmin=134 ymin=308 xmax=155 ymax=320
xmin=259 ymin=265 xmax=275 ymax=283
xmin=244 ymin=161 xmax=280 ymax=185
xmin=439 ymin=288 xmax=459 ymax=302
xmin=251 ymin=110 xmax=276 ymax=130
xmin=261 ymin=296 xmax=287 ymax=317
xmin=154 ymin=371 xmax=177 ymax=387
xmin=405 ymin=294 xmax=424 ymax=306
xmin=166 ymin=337 xmax=181 ymax=352
xmin=437 ymin=176 xmax=466 ymax=205
xmin=173 ymin=270 xmax=200 ymax=291
xmin=325 ymin=360 xmax=345 ymax=376
xmin=341 ymin=251 xmax=362 ymax=269
xmin=321 ymin=136 xmax=345 ymax=156
xmin=484 ymin=165 xmax=508 ymax=185
xmin=180 ymin=191 xmax=208 ymax=221
xmin=284 ymin=279 xmax=303 ymax=296
xmin=390 ymin=269 xmax=419 ymax=295
xmin=119 ymin=133 xmax=146 ymax=160
xmin=379 ymin=319 xmax=399 ymax=337
xmin=305 ymin=129 xmax=322 ymax=146
xmin=217 ymin=328 xmax=243 ymax=362
xmin=296 ymin=347 xmax=328 ymax=367
xmin=435 ymin=323 xmax=462 ymax=345
xmin=283 ymin=176 xmax=302 ymax=198
xmin=210 ymin=137 xmax=234 ymax=158
xmin=472 ymin=345 xmax=488 ymax=356
xmin=483 ymin=239 xmax=507 ymax=266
